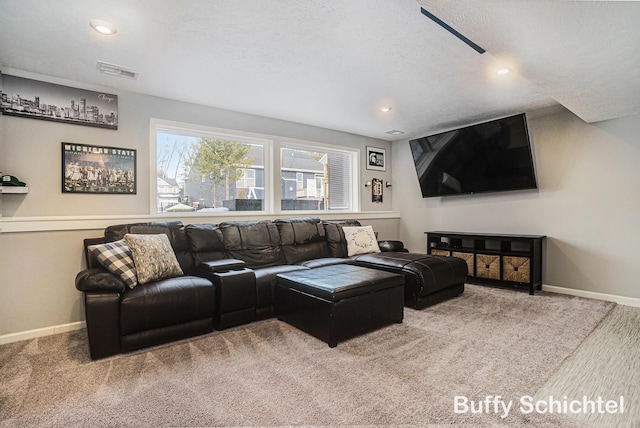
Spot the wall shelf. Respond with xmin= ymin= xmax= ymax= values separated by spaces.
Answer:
xmin=1 ymin=186 xmax=29 ymax=194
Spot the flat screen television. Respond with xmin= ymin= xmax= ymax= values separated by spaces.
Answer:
xmin=409 ymin=113 xmax=537 ymax=198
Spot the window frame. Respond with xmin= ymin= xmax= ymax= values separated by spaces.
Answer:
xmin=296 ymin=172 xmax=304 ymax=191
xmin=236 ymin=168 xmax=256 ymax=189
xmin=278 ymin=140 xmax=359 ymax=213
xmin=150 ymin=118 xmax=360 ymax=216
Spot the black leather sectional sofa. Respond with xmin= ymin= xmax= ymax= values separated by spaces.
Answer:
xmin=75 ymin=217 xmax=467 ymax=359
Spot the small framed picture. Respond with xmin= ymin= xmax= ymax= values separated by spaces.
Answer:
xmin=366 ymin=146 xmax=386 ymax=171
xmin=372 ymin=178 xmax=383 ymax=203
xmin=62 ymin=142 xmax=136 ymax=194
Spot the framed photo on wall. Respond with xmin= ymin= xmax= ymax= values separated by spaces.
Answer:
xmin=62 ymin=142 xmax=136 ymax=194
xmin=372 ymin=178 xmax=383 ymax=203
xmin=1 ymin=74 xmax=118 ymax=130
xmin=366 ymin=146 xmax=386 ymax=171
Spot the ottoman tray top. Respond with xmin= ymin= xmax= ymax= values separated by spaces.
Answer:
xmin=276 ymin=264 xmax=403 ymax=302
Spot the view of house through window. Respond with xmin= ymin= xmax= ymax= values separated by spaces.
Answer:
xmin=156 ymin=129 xmax=266 ymax=213
xmin=154 ymin=121 xmax=357 ymax=213
xmin=280 ymin=144 xmax=353 ymax=211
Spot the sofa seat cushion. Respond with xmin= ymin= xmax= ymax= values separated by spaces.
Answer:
xmin=354 ymin=252 xmax=468 ymax=295
xmin=298 ymin=257 xmax=355 ymax=269
xmin=254 ymin=265 xmax=308 ymax=313
xmin=120 ymin=276 xmax=214 ymax=336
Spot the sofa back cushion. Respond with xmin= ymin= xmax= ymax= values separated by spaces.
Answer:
xmin=220 ymin=220 xmax=285 ymax=268
xmin=84 ymin=237 xmax=106 ymax=269
xmin=103 ymin=221 xmax=194 ymax=273
xmin=275 ymin=217 xmax=330 ymax=264
xmin=322 ymin=220 xmax=361 ymax=258
xmin=185 ymin=224 xmax=226 ymax=268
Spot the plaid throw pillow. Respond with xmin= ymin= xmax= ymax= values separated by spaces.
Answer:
xmin=88 ymin=239 xmax=138 ymax=288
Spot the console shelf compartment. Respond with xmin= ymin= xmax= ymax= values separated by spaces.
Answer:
xmin=425 ymin=231 xmax=545 ymax=295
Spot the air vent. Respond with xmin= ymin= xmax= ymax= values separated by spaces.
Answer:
xmin=96 ymin=61 xmax=138 ymax=79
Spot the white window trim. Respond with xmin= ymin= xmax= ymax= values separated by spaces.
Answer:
xmin=150 ymin=118 xmax=360 ymax=216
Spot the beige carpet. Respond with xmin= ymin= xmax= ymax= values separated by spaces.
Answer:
xmin=0 ymin=284 xmax=617 ymax=427
xmin=535 ymin=304 xmax=640 ymax=428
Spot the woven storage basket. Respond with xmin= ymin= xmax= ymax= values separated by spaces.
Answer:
xmin=452 ymin=251 xmax=474 ymax=277
xmin=503 ymin=256 xmax=531 ymax=283
xmin=430 ymin=249 xmax=451 ymax=256
xmin=476 ymin=254 xmax=500 ymax=280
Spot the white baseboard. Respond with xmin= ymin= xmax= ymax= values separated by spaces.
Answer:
xmin=0 ymin=321 xmax=86 ymax=346
xmin=542 ymin=284 xmax=640 ymax=308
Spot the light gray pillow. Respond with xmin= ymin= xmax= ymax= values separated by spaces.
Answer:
xmin=124 ymin=233 xmax=183 ymax=284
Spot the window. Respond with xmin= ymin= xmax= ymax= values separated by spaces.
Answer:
xmin=280 ymin=143 xmax=356 ymax=211
xmin=236 ymin=168 xmax=256 ymax=188
xmin=296 ymin=172 xmax=304 ymax=190
xmin=236 ymin=169 xmax=258 ymax=199
xmin=154 ymin=122 xmax=268 ymax=213
xmin=152 ymin=119 xmax=359 ymax=214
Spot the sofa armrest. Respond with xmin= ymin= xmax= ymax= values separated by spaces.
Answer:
xmin=198 ymin=258 xmax=246 ymax=274
xmin=83 ymin=291 xmax=121 ymax=359
xmin=378 ymin=240 xmax=409 ymax=252
xmin=75 ymin=268 xmax=126 ymax=294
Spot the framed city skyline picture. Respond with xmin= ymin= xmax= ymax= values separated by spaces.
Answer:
xmin=1 ymin=74 xmax=118 ymax=129
xmin=62 ymin=142 xmax=136 ymax=194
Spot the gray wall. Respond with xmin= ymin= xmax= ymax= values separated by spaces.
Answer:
xmin=1 ymin=69 xmax=394 ymax=217
xmin=6 ymin=67 xmax=639 ymax=339
xmin=0 ymin=69 xmax=398 ymax=337
xmin=393 ymin=106 xmax=640 ymax=300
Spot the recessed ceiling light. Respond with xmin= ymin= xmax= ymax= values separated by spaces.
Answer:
xmin=379 ymin=107 xmax=392 ymax=112
xmin=90 ymin=20 xmax=118 ymax=35
xmin=497 ymin=67 xmax=510 ymax=75
xmin=386 ymin=130 xmax=404 ymax=135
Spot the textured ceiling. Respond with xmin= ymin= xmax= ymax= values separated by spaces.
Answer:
xmin=421 ymin=0 xmax=640 ymax=124
xmin=0 ymin=0 xmax=638 ymax=141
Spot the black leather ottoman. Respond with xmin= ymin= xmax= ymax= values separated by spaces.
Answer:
xmin=275 ymin=264 xmax=404 ymax=347
xmin=354 ymin=252 xmax=467 ymax=310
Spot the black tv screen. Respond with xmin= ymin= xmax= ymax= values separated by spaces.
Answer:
xmin=409 ymin=113 xmax=537 ymax=198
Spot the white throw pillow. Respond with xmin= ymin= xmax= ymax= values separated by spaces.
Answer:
xmin=342 ymin=225 xmax=381 ymax=256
